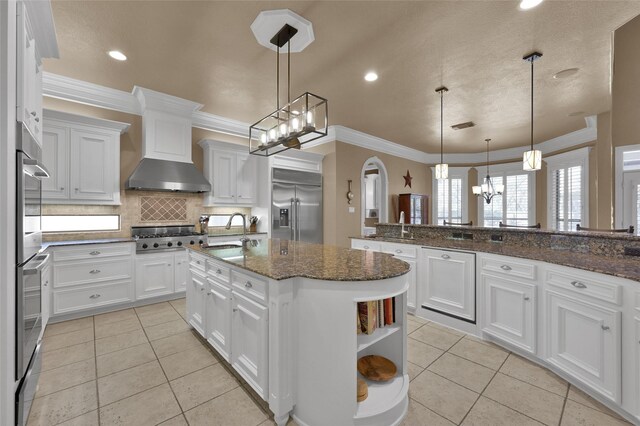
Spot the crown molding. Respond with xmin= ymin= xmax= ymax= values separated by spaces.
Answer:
xmin=132 ymin=86 xmax=202 ymax=116
xmin=42 ymin=72 xmax=598 ymax=166
xmin=43 ymin=109 xmax=130 ymax=134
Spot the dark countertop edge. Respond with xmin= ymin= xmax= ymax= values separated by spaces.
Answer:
xmin=187 ymin=246 xmax=411 ymax=282
xmin=207 ymin=232 xmax=268 ymax=237
xmin=351 ymin=236 xmax=640 ymax=283
xmin=42 ymin=238 xmax=136 ymax=249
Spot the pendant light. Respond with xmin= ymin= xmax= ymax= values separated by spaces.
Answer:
xmin=435 ymin=86 xmax=449 ymax=180
xmin=522 ymin=51 xmax=543 ymax=171
xmin=249 ymin=24 xmax=328 ymax=156
xmin=473 ymin=139 xmax=504 ymax=204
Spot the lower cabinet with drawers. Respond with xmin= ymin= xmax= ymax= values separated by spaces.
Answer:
xmin=187 ymin=251 xmax=269 ymax=399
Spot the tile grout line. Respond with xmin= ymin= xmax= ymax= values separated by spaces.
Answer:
xmin=558 ymin=383 xmax=570 ymax=426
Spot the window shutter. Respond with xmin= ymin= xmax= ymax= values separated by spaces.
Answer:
xmin=551 ymin=165 xmax=582 ymax=231
xmin=505 ymin=174 xmax=528 ymax=227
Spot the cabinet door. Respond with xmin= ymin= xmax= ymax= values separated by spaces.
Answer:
xmin=212 ymin=151 xmax=236 ymax=204
xmin=205 ymin=279 xmax=232 ymax=362
xmin=174 ymin=251 xmax=188 ymax=293
xmin=135 ymin=254 xmax=175 ymax=300
xmin=231 ymin=291 xmax=268 ymax=398
xmin=41 ymin=264 xmax=52 ymax=331
xmin=235 ymin=153 xmax=256 ymax=205
xmin=187 ymin=270 xmax=206 ymax=336
xmin=400 ymin=257 xmax=417 ymax=311
xmin=421 ymin=249 xmax=476 ymax=322
xmin=482 ymin=274 xmax=536 ymax=354
xmin=546 ymin=290 xmax=621 ymax=403
xmin=41 ymin=125 xmax=70 ymax=201
xmin=69 ymin=129 xmax=116 ymax=201
xmin=16 ymin=3 xmax=37 ymax=136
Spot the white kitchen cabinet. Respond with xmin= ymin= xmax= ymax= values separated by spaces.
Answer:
xmin=41 ymin=258 xmax=52 ymax=331
xmin=231 ymin=290 xmax=269 ymax=399
xmin=200 ymin=140 xmax=258 ymax=206
xmin=135 ymin=253 xmax=175 ymax=300
xmin=41 ymin=124 xmax=69 ymax=200
xmin=174 ymin=251 xmax=189 ymax=293
xmin=421 ymin=248 xmax=476 ymax=322
xmin=545 ymin=290 xmax=621 ymax=403
xmin=205 ymin=278 xmax=232 ymax=362
xmin=482 ymin=273 xmax=536 ymax=354
xmin=350 ymin=239 xmax=381 ymax=252
xmin=187 ymin=268 xmax=207 ymax=336
xmin=42 ymin=110 xmax=129 ymax=205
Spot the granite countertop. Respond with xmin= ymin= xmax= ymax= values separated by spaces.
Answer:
xmin=351 ymin=236 xmax=640 ymax=282
xmin=208 ymin=231 xmax=268 ymax=238
xmin=42 ymin=237 xmax=135 ymax=249
xmin=189 ymin=239 xmax=410 ymax=281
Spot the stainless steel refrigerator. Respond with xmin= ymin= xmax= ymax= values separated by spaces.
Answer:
xmin=271 ymin=168 xmax=322 ymax=243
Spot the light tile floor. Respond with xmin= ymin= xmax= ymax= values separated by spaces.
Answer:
xmin=28 ymin=301 xmax=631 ymax=426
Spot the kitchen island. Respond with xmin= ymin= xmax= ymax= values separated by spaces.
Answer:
xmin=186 ymin=239 xmax=411 ymax=426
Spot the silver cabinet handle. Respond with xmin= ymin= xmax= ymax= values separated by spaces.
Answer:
xmin=89 ymin=294 xmax=101 ymax=299
xmin=571 ymin=281 xmax=587 ymax=289
xmin=60 ymin=187 xmax=64 ymax=190
xmin=89 ymin=251 xmax=100 ymax=256
xmin=30 ymin=111 xmax=36 ymax=117
xmin=523 ymin=296 xmax=530 ymax=301
xmin=601 ymin=325 xmax=610 ymax=331
xmin=167 ymin=264 xmax=171 ymax=266
xmin=441 ymin=254 xmax=450 ymax=260
xmin=89 ymin=269 xmax=100 ymax=274
xmin=75 ymin=188 xmax=79 ymax=191
xmin=207 ymin=292 xmax=211 ymax=296
xmin=35 ymin=117 xmax=40 ymax=123
xmin=233 ymin=308 xmax=238 ymax=313
xmin=245 ymin=281 xmax=252 ymax=288
xmin=176 ymin=262 xmax=181 ymax=265
xmin=216 ymin=269 xmax=222 ymax=274
xmin=363 ymin=245 xmax=370 ymax=249
xmin=395 ymin=249 xmax=403 ymax=254
xmin=44 ymin=281 xmax=48 ymax=287
xmin=500 ymin=265 xmax=512 ymax=271
xmin=196 ymin=260 xmax=201 ymax=265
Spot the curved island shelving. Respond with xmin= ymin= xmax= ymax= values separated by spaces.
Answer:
xmin=186 ymin=239 xmax=411 ymax=426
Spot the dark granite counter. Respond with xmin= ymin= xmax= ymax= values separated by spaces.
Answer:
xmin=207 ymin=231 xmax=268 ymax=238
xmin=351 ymin=235 xmax=640 ymax=282
xmin=42 ymin=237 xmax=135 ymax=250
xmin=189 ymin=239 xmax=410 ymax=281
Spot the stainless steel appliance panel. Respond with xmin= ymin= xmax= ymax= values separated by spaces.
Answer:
xmin=15 ymin=341 xmax=42 ymax=426
xmin=272 ymin=182 xmax=297 ymax=241
xmin=17 ymin=151 xmax=44 ymax=265
xmin=295 ymin=184 xmax=323 ymax=244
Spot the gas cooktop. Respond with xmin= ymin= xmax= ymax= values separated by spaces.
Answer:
xmin=131 ymin=225 xmax=206 ymax=253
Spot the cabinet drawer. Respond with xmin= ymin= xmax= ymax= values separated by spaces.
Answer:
xmin=231 ymin=270 xmax=267 ymax=304
xmin=207 ymin=258 xmax=231 ymax=285
xmin=545 ymin=268 xmax=622 ymax=306
xmin=381 ymin=242 xmax=417 ymax=259
xmin=52 ymin=280 xmax=132 ymax=315
xmin=189 ymin=252 xmax=206 ymax=273
xmin=351 ymin=239 xmax=381 ymax=252
xmin=480 ymin=254 xmax=536 ymax=281
xmin=54 ymin=258 xmax=132 ymax=288
xmin=52 ymin=243 xmax=133 ymax=262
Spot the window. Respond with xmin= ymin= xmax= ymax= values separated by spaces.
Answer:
xmin=42 ymin=215 xmax=120 ymax=233
xmin=433 ymin=167 xmax=469 ymax=224
xmin=478 ymin=164 xmax=535 ymax=228
xmin=546 ymin=147 xmax=589 ymax=231
xmin=615 ymin=145 xmax=640 ymax=230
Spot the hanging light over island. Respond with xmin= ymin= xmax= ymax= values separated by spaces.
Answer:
xmin=522 ymin=51 xmax=543 ymax=171
xmin=435 ymin=86 xmax=449 ymax=180
xmin=473 ymin=139 xmax=504 ymax=204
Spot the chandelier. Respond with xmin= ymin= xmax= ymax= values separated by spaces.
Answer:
xmin=434 ymin=86 xmax=449 ymax=180
xmin=249 ymin=24 xmax=328 ymax=156
xmin=522 ymin=51 xmax=543 ymax=171
xmin=473 ymin=139 xmax=504 ymax=204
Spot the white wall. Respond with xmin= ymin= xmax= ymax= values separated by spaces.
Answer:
xmin=0 ymin=0 xmax=18 ymax=423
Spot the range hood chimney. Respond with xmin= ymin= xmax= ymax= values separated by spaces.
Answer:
xmin=126 ymin=87 xmax=211 ymax=193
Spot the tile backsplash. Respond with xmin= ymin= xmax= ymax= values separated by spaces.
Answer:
xmin=140 ymin=196 xmax=188 ymax=222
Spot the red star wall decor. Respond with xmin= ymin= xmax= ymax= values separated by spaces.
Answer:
xmin=403 ymin=170 xmax=412 ymax=188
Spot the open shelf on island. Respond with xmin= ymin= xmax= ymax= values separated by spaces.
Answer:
xmin=354 ymin=373 xmax=409 ymax=421
xmin=357 ymin=324 xmax=401 ymax=352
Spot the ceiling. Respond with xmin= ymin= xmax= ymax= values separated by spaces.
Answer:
xmin=43 ymin=1 xmax=640 ymax=154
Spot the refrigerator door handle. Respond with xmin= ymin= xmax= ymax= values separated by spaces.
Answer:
xmin=290 ymin=198 xmax=296 ymax=241
xmin=296 ymin=198 xmax=301 ymax=241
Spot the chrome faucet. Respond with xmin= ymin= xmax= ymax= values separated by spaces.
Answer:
xmin=399 ymin=211 xmax=409 ymax=238
xmin=225 ymin=213 xmax=251 ymax=248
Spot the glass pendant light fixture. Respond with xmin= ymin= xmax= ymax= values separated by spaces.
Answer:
xmin=473 ymin=139 xmax=504 ymax=204
xmin=522 ymin=51 xmax=543 ymax=171
xmin=435 ymin=86 xmax=449 ymax=180
xmin=249 ymin=24 xmax=328 ymax=156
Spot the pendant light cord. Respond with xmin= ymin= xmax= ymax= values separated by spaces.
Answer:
xmin=530 ymin=58 xmax=534 ymax=151
xmin=276 ymin=45 xmax=280 ymax=113
xmin=440 ymin=90 xmax=444 ymax=165
xmin=486 ymin=139 xmax=490 ymax=175
xmin=287 ymin=41 xmax=291 ymax=106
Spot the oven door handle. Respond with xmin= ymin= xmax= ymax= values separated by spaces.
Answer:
xmin=23 ymin=253 xmax=50 ymax=275
xmin=23 ymin=158 xmax=50 ymax=179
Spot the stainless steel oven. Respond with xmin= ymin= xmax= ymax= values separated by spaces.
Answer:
xmin=15 ymin=124 xmax=49 ymax=426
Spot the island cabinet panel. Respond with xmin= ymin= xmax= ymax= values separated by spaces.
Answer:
xmin=205 ymin=278 xmax=232 ymax=362
xmin=482 ymin=273 xmax=537 ymax=354
xmin=187 ymin=269 xmax=206 ymax=336
xmin=135 ymin=253 xmax=175 ymax=300
xmin=545 ymin=290 xmax=621 ymax=404
xmin=231 ymin=291 xmax=268 ymax=399
xmin=420 ymin=248 xmax=476 ymax=322
xmin=174 ymin=251 xmax=189 ymax=292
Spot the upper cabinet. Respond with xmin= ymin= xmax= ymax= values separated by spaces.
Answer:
xmin=42 ymin=110 xmax=129 ymax=205
xmin=17 ymin=1 xmax=59 ymax=146
xmin=200 ymin=140 xmax=259 ymax=206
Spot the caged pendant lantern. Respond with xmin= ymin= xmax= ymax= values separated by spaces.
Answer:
xmin=435 ymin=87 xmax=449 ymax=180
xmin=472 ymin=139 xmax=504 ymax=204
xmin=249 ymin=24 xmax=328 ymax=157
xmin=522 ymin=51 xmax=543 ymax=171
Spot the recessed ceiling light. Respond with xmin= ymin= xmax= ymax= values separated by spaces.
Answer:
xmin=553 ymin=68 xmax=579 ymax=79
xmin=519 ymin=0 xmax=543 ymax=10
xmin=364 ymin=72 xmax=378 ymax=82
xmin=108 ymin=50 xmax=127 ymax=61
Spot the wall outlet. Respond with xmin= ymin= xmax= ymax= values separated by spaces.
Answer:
xmin=348 ymin=207 xmax=355 ymax=213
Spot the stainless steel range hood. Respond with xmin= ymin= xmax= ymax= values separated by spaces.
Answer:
xmin=125 ymin=86 xmax=211 ymax=193
xmin=126 ymin=158 xmax=211 ymax=193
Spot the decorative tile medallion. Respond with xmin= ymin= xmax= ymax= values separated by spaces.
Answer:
xmin=140 ymin=196 xmax=187 ymax=222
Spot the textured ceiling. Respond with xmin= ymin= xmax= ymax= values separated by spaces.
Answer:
xmin=43 ymin=1 xmax=640 ymax=153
